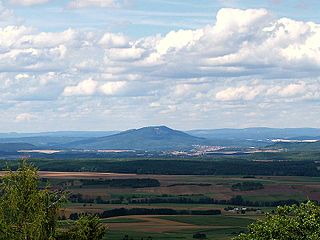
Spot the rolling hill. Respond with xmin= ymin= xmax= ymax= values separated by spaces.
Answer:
xmin=0 ymin=143 xmax=36 ymax=152
xmin=64 ymin=126 xmax=207 ymax=151
xmin=0 ymin=131 xmax=119 ymax=148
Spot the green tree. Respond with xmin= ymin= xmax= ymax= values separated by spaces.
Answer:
xmin=67 ymin=215 xmax=106 ymax=240
xmin=234 ymin=201 xmax=320 ymax=240
xmin=0 ymin=160 xmax=106 ymax=240
xmin=0 ymin=160 xmax=62 ymax=240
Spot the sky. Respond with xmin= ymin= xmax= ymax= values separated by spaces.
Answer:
xmin=0 ymin=0 xmax=320 ymax=131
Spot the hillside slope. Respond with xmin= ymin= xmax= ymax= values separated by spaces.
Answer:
xmin=65 ymin=126 xmax=207 ymax=150
xmin=0 ymin=143 xmax=36 ymax=152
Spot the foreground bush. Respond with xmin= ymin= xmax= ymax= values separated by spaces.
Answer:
xmin=234 ymin=201 xmax=320 ymax=240
xmin=0 ymin=160 xmax=106 ymax=240
xmin=57 ymin=215 xmax=106 ymax=240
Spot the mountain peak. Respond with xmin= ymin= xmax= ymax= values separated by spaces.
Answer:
xmin=141 ymin=125 xmax=174 ymax=132
xmin=142 ymin=125 xmax=172 ymax=130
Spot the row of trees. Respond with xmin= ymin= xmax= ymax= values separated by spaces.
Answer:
xmin=79 ymin=178 xmax=160 ymax=188
xmin=70 ymin=208 xmax=221 ymax=220
xmin=231 ymin=181 xmax=264 ymax=191
xmin=122 ymin=195 xmax=301 ymax=208
xmin=69 ymin=192 xmax=303 ymax=208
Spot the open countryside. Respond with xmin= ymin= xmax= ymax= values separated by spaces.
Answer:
xmin=1 ymin=0 xmax=320 ymax=239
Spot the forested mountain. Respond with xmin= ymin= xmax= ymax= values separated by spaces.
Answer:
xmin=64 ymin=126 xmax=207 ymax=150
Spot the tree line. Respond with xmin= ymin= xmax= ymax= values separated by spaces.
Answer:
xmin=231 ymin=182 xmax=264 ymax=191
xmin=78 ymin=178 xmax=160 ymax=188
xmin=8 ymin=159 xmax=318 ymax=176
xmin=69 ymin=208 xmax=221 ymax=220
xmin=69 ymin=193 xmax=304 ymax=208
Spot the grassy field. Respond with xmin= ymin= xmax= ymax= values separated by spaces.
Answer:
xmin=103 ymin=228 xmax=245 ymax=240
xmin=101 ymin=218 xmax=147 ymax=223
xmin=101 ymin=215 xmax=256 ymax=240
xmin=156 ymin=215 xmax=255 ymax=227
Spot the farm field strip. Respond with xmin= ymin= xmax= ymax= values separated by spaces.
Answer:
xmin=101 ymin=215 xmax=252 ymax=232
xmin=2 ymin=171 xmax=319 ymax=186
xmin=101 ymin=215 xmax=255 ymax=240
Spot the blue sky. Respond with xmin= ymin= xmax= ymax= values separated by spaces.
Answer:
xmin=8 ymin=0 xmax=320 ymax=36
xmin=0 ymin=0 xmax=320 ymax=131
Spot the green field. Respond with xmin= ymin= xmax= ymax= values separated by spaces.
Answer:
xmin=62 ymin=214 xmax=254 ymax=240
xmin=156 ymin=215 xmax=255 ymax=227
xmin=101 ymin=218 xmax=147 ymax=223
xmin=104 ymin=229 xmax=244 ymax=240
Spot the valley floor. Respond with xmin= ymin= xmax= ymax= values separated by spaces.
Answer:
xmin=47 ymin=173 xmax=320 ymax=240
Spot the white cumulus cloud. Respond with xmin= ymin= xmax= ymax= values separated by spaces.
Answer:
xmin=63 ymin=78 xmax=98 ymax=96
xmin=100 ymin=81 xmax=127 ymax=96
xmin=99 ymin=33 xmax=129 ymax=48
xmin=216 ymin=85 xmax=264 ymax=101
xmin=9 ymin=0 xmax=49 ymax=6
xmin=67 ymin=0 xmax=118 ymax=9
xmin=15 ymin=113 xmax=36 ymax=122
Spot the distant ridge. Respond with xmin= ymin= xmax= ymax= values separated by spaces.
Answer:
xmin=0 ymin=131 xmax=118 ymax=138
xmin=64 ymin=126 xmax=206 ymax=151
xmin=0 ymin=131 xmax=119 ymax=148
xmin=187 ymin=128 xmax=320 ymax=141
xmin=270 ymin=141 xmax=320 ymax=151
xmin=0 ymin=143 xmax=36 ymax=152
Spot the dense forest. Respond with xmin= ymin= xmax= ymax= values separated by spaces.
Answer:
xmin=79 ymin=178 xmax=161 ymax=188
